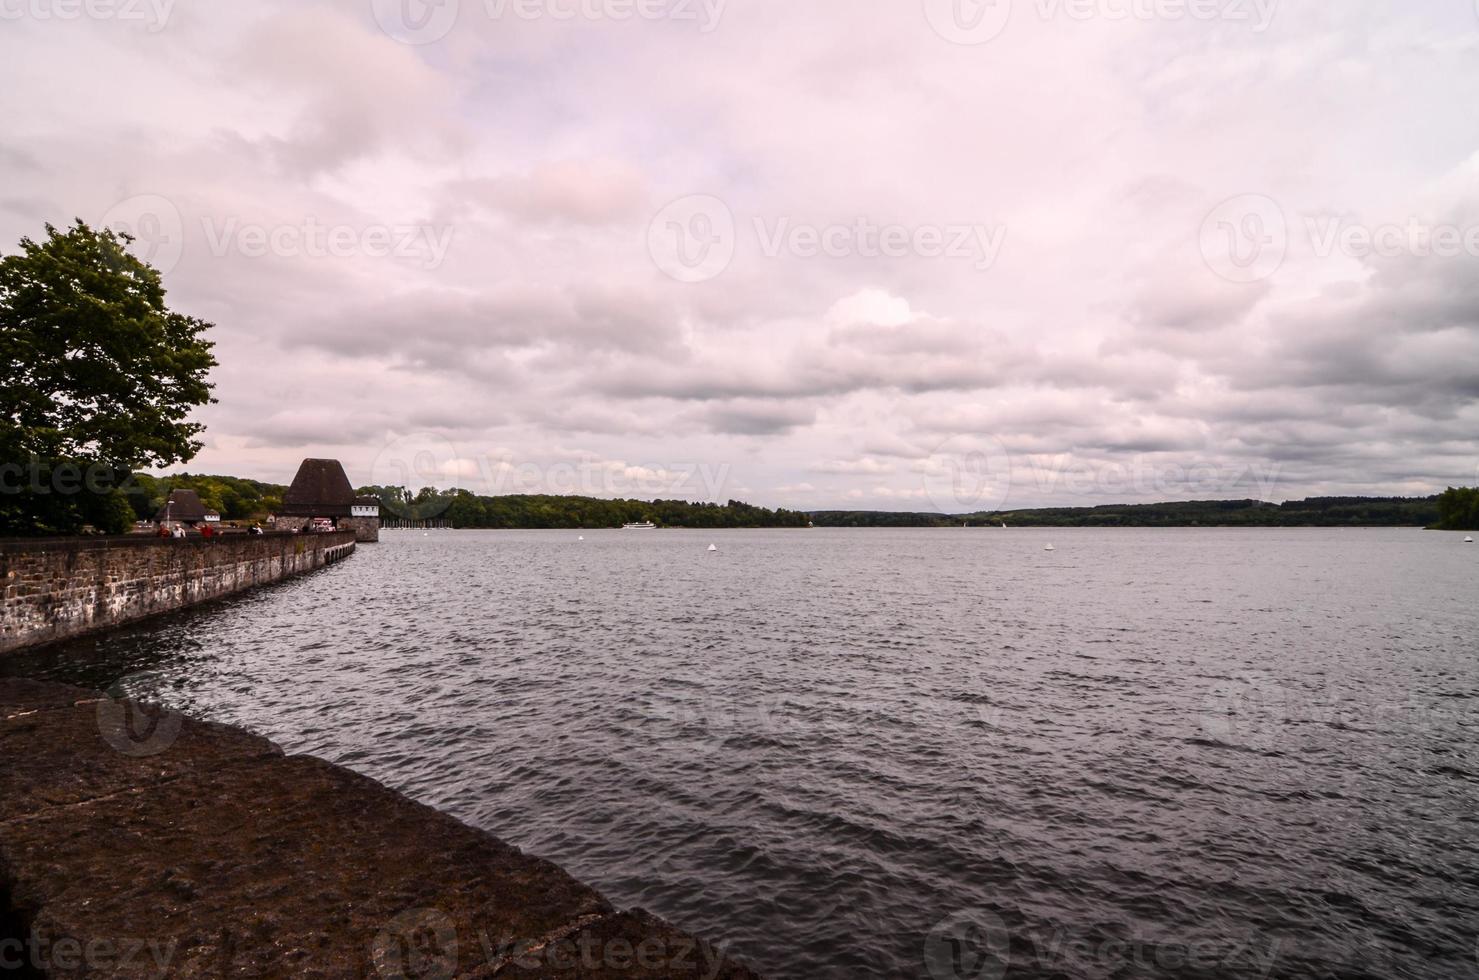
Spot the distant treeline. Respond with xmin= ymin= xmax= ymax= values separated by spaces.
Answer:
xmin=358 ymin=486 xmax=812 ymax=529
xmin=116 ymin=477 xmax=813 ymax=529
xmin=812 ymin=496 xmax=1444 ymax=528
xmin=24 ymin=471 xmax=1467 ymax=535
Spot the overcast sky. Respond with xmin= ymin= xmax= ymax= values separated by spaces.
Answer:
xmin=3 ymin=1 xmax=1477 ymax=510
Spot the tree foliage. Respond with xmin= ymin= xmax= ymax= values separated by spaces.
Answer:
xmin=0 ymin=221 xmax=216 ymax=535
xmin=1434 ymin=487 xmax=1479 ymax=531
xmin=357 ymin=485 xmax=811 ymax=529
xmin=124 ymin=472 xmax=283 ymax=523
xmin=813 ymin=496 xmax=1443 ymax=528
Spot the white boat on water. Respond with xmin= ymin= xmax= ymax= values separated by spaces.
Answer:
xmin=622 ymin=521 xmax=657 ymax=530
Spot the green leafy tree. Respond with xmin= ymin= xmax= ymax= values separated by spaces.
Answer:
xmin=1435 ymin=487 xmax=1479 ymax=531
xmin=0 ymin=221 xmax=216 ymax=534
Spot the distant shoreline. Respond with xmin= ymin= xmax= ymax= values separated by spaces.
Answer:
xmin=380 ymin=523 xmax=1441 ymax=531
xmin=809 ymin=495 xmax=1443 ymax=529
xmin=371 ymin=493 xmax=1445 ymax=530
xmin=80 ymin=477 xmax=1472 ymax=534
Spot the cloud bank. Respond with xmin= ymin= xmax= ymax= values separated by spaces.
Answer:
xmin=2 ymin=0 xmax=1476 ymax=509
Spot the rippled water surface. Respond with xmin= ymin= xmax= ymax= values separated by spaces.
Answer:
xmin=7 ymin=528 xmax=1478 ymax=978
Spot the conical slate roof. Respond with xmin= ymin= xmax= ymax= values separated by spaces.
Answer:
xmin=280 ymin=459 xmax=357 ymax=517
xmin=154 ymin=489 xmax=208 ymax=523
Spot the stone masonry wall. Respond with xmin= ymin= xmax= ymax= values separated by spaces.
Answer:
xmin=340 ymin=515 xmax=380 ymax=543
xmin=271 ymin=516 xmax=378 ymax=542
xmin=0 ymin=532 xmax=356 ymax=655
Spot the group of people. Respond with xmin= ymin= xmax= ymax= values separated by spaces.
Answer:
xmin=154 ymin=522 xmax=265 ymax=538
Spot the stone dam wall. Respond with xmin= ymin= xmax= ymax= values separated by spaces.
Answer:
xmin=0 ymin=532 xmax=356 ymax=656
xmin=0 ymin=678 xmax=762 ymax=978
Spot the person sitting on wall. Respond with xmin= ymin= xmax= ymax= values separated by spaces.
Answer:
xmin=156 ymin=523 xmax=171 ymax=538
xmin=200 ymin=522 xmax=214 ymax=541
xmin=249 ymin=524 xmax=264 ymax=536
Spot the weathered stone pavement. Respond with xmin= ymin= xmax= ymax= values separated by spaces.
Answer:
xmin=0 ymin=679 xmax=763 ymax=979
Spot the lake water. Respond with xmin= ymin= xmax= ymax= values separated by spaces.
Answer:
xmin=6 ymin=528 xmax=1478 ymax=979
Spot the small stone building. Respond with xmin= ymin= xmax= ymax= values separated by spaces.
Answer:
xmin=154 ymin=489 xmax=209 ymax=527
xmin=275 ymin=459 xmax=380 ymax=542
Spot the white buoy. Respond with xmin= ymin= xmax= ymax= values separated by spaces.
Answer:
xmin=1044 ymin=543 xmax=1055 ymax=551
xmin=578 ymin=535 xmax=585 ymax=541
xmin=708 ymin=543 xmax=718 ymax=552
xmin=1466 ymin=536 xmax=1474 ymax=543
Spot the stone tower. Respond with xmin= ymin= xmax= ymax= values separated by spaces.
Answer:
xmin=276 ymin=458 xmax=380 ymax=542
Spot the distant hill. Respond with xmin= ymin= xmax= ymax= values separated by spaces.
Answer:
xmin=810 ymin=496 xmax=1442 ymax=528
xmin=127 ymin=476 xmax=1452 ymax=530
xmin=127 ymin=477 xmax=811 ymax=529
xmin=356 ymin=487 xmax=811 ymax=529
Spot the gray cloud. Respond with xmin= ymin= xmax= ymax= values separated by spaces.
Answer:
xmin=696 ymin=401 xmax=818 ymax=436
xmin=1 ymin=2 xmax=1476 ymax=508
